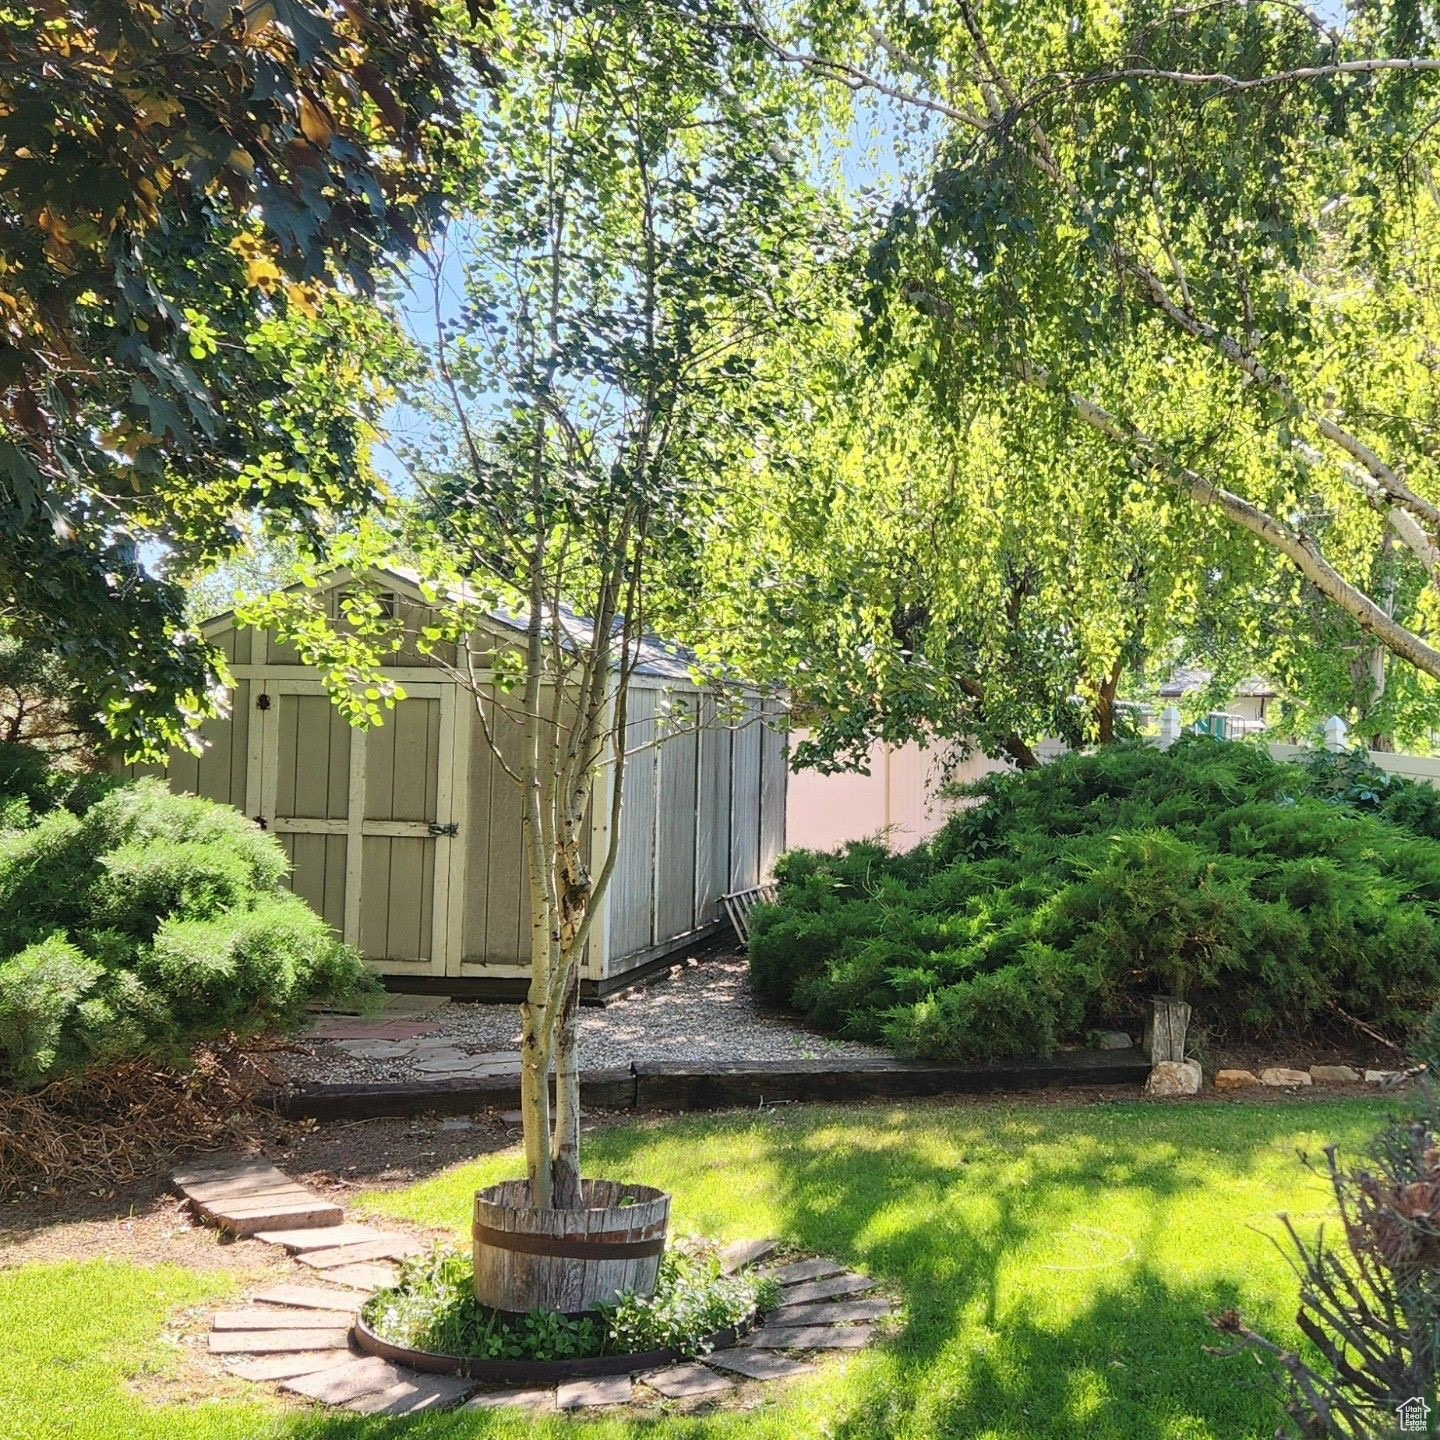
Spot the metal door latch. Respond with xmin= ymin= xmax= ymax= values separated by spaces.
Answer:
xmin=427 ymin=821 xmax=459 ymax=837
xmin=253 ymin=814 xmax=268 ymax=830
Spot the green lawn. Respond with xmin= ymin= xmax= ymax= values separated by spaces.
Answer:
xmin=4 ymin=1098 xmax=1404 ymax=1440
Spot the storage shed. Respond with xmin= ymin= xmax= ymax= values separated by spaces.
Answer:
xmin=143 ymin=568 xmax=787 ymax=997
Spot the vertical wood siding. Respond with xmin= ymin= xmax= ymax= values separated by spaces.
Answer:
xmin=758 ymin=694 xmax=787 ymax=881
xmin=132 ymin=678 xmax=251 ymax=809
xmin=655 ymin=721 xmax=698 ymax=940
xmin=275 ymin=696 xmax=351 ymax=820
xmin=693 ymin=691 xmax=731 ymax=928
xmin=609 ymin=689 xmax=657 ymax=960
xmin=729 ymin=695 xmax=762 ymax=891
xmin=360 ymin=695 xmax=441 ymax=963
xmin=461 ymin=687 xmax=530 ymax=967
xmin=157 ymin=598 xmax=789 ymax=988
xmin=282 ymin=834 xmax=347 ymax=935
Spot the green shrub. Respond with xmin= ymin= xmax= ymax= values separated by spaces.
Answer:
xmin=0 ymin=747 xmax=373 ymax=1088
xmin=0 ymin=934 xmax=105 ymax=1087
xmin=752 ymin=738 xmax=1440 ymax=1061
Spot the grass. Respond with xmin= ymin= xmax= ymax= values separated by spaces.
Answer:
xmin=3 ymin=1097 xmax=1406 ymax=1439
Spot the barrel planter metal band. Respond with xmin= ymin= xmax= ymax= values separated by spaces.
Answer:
xmin=471 ymin=1222 xmax=667 ymax=1260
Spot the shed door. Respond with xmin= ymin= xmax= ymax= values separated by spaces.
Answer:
xmin=256 ymin=678 xmax=461 ymax=978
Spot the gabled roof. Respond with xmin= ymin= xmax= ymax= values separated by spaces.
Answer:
xmin=201 ymin=563 xmax=705 ymax=682
xmin=1158 ymin=665 xmax=1276 ymax=700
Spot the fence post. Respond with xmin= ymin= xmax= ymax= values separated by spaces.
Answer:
xmin=1158 ymin=707 xmax=1182 ymax=750
xmin=1322 ymin=715 xmax=1349 ymax=753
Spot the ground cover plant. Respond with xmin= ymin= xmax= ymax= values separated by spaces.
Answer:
xmin=751 ymin=738 xmax=1440 ymax=1061
xmin=0 ymin=745 xmax=371 ymax=1088
xmin=363 ymin=1247 xmax=775 ymax=1362
xmin=0 ymin=1099 xmax=1400 ymax=1440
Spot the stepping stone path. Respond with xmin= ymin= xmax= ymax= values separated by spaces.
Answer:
xmin=305 ymin=1005 xmax=524 ymax=1079
xmin=176 ymin=1155 xmax=894 ymax=1417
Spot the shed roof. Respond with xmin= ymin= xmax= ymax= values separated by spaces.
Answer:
xmin=202 ymin=563 xmax=706 ymax=682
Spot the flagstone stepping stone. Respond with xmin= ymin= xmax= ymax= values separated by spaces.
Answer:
xmin=777 ymin=1273 xmax=879 ymax=1307
xmin=209 ymin=1326 xmax=353 ymax=1354
xmin=325 ymin=1262 xmax=399 ymax=1291
xmin=705 ymin=1348 xmax=816 ymax=1382
xmin=345 ymin=1374 xmax=475 ymax=1415
xmin=253 ymin=1284 xmax=370 ymax=1311
xmin=767 ymin=1299 xmax=893 ymax=1326
xmin=642 ymin=1362 xmax=735 ymax=1400
xmin=178 ymin=1164 xmax=294 ymax=1201
xmin=465 ymin=1389 xmax=555 ymax=1411
xmin=769 ymin=1258 xmax=847 ymax=1285
xmin=720 ymin=1239 xmax=779 ymax=1274
xmin=281 ymin=1355 xmax=411 ymax=1405
xmin=557 ymin=1375 xmax=634 ymax=1409
xmin=206 ymin=1187 xmax=331 ymax=1214
xmin=175 ymin=1162 xmax=344 ymax=1237
xmin=468 ymin=1056 xmax=523 ymax=1074
xmin=205 ymin=1198 xmax=344 ymax=1237
xmin=254 ymin=1224 xmax=389 ymax=1253
xmin=413 ymin=1053 xmax=489 ymax=1074
xmin=300 ymin=1236 xmax=423 ymax=1269
xmin=335 ymin=1041 xmax=417 ymax=1060
xmin=173 ymin=1159 xmax=284 ymax=1189
xmin=223 ymin=1349 xmax=356 ymax=1382
xmin=213 ymin=1308 xmax=357 ymax=1331
xmin=750 ymin=1325 xmax=873 ymax=1351
xmin=206 ymin=1219 xmax=879 ymax=1416
xmin=307 ymin=1019 xmax=436 ymax=1041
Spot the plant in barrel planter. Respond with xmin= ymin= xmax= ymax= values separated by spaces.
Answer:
xmin=259 ymin=1 xmax=815 ymax=1325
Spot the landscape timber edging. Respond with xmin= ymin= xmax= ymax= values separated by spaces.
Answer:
xmin=351 ymin=1310 xmax=755 ymax=1384
xmin=269 ymin=1049 xmax=1150 ymax=1123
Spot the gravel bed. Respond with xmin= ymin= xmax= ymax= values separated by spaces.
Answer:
xmin=278 ymin=954 xmax=888 ymax=1088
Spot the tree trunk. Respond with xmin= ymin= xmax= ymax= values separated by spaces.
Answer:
xmin=518 ymin=996 xmax=553 ymax=1209
xmin=551 ymin=965 xmax=582 ymax=1208
xmin=1093 ymin=661 xmax=1123 ymax=745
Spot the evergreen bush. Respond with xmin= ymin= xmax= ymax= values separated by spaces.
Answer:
xmin=751 ymin=738 xmax=1440 ymax=1060
xmin=0 ymin=748 xmax=373 ymax=1087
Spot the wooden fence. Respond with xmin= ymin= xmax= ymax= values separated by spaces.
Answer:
xmin=785 ymin=712 xmax=1440 ymax=855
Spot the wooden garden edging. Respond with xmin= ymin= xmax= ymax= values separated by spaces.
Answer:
xmin=270 ymin=1048 xmax=1150 ymax=1123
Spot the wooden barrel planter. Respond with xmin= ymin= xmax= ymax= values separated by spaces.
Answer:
xmin=473 ymin=1178 xmax=670 ymax=1315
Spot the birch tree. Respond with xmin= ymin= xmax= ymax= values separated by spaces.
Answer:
xmin=256 ymin=0 xmax=817 ymax=1208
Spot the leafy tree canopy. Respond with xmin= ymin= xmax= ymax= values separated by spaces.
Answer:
xmin=714 ymin=0 xmax=1440 ymax=754
xmin=240 ymin=0 xmax=827 ymax=1205
xmin=0 ymin=0 xmax=490 ymax=752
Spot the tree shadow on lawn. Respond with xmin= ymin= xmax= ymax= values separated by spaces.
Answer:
xmin=81 ymin=1100 xmax=1381 ymax=1440
xmin=363 ymin=1100 xmax=1331 ymax=1439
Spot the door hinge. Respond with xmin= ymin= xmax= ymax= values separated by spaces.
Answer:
xmin=256 ymin=692 xmax=271 ymax=711
xmin=427 ymin=821 xmax=459 ymax=837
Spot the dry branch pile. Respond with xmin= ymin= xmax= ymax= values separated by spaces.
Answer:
xmin=0 ymin=1041 xmax=276 ymax=1198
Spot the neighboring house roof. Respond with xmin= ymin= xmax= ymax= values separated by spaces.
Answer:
xmin=1158 ymin=665 xmax=1276 ymax=700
